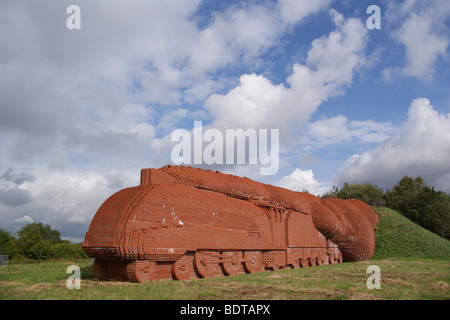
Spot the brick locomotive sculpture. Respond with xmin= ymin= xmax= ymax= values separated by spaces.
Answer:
xmin=83 ymin=165 xmax=378 ymax=282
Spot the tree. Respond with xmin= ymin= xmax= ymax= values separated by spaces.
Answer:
xmin=385 ymin=176 xmax=450 ymax=240
xmin=16 ymin=222 xmax=63 ymax=259
xmin=321 ymin=185 xmax=340 ymax=198
xmin=17 ymin=222 xmax=62 ymax=244
xmin=422 ymin=191 xmax=450 ymax=239
xmin=0 ymin=228 xmax=17 ymax=258
xmin=2 ymin=223 xmax=88 ymax=260
xmin=321 ymin=182 xmax=385 ymax=207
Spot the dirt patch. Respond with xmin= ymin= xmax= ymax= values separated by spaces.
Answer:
xmin=349 ymin=293 xmax=381 ymax=300
xmin=21 ymin=283 xmax=57 ymax=292
xmin=77 ymin=279 xmax=137 ymax=287
xmin=268 ymin=273 xmax=287 ymax=279
xmin=199 ymin=280 xmax=348 ymax=300
xmin=0 ymin=281 xmax=24 ymax=287
xmin=381 ymin=277 xmax=412 ymax=286
xmin=431 ymin=281 xmax=449 ymax=292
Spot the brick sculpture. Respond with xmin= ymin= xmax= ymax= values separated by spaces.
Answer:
xmin=83 ymin=165 xmax=378 ymax=282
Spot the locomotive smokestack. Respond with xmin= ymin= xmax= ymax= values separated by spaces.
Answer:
xmin=140 ymin=168 xmax=152 ymax=186
xmin=140 ymin=167 xmax=175 ymax=186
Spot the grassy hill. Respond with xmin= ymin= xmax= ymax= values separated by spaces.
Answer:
xmin=372 ymin=207 xmax=450 ymax=260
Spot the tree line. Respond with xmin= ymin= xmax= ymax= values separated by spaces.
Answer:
xmin=321 ymin=176 xmax=450 ymax=240
xmin=0 ymin=222 xmax=86 ymax=260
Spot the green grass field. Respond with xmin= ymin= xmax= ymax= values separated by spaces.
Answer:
xmin=1 ymin=208 xmax=449 ymax=300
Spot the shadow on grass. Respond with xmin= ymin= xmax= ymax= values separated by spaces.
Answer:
xmin=80 ymin=265 xmax=95 ymax=279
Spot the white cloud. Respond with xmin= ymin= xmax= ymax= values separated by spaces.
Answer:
xmin=204 ymin=9 xmax=368 ymax=143
xmin=0 ymin=0 xmax=335 ymax=170
xmin=6 ymin=168 xmax=141 ymax=241
xmin=387 ymin=0 xmax=450 ymax=79
xmin=336 ymin=98 xmax=450 ymax=192
xmin=13 ymin=216 xmax=34 ymax=224
xmin=277 ymin=168 xmax=330 ymax=196
xmin=156 ymin=108 xmax=191 ymax=133
xmin=188 ymin=0 xmax=332 ymax=77
xmin=303 ymin=115 xmax=397 ymax=148
xmin=278 ymin=0 xmax=332 ymax=24
xmin=394 ymin=13 xmax=448 ymax=78
xmin=204 ymin=73 xmax=288 ymax=130
xmin=190 ymin=4 xmax=279 ymax=73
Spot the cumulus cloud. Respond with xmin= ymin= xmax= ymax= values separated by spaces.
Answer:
xmin=277 ymin=168 xmax=330 ymax=196
xmin=149 ymin=7 xmax=368 ymax=176
xmin=1 ymin=168 xmax=140 ymax=241
xmin=0 ymin=0 xmax=334 ymax=170
xmin=336 ymin=98 xmax=450 ymax=192
xmin=394 ymin=13 xmax=448 ymax=78
xmin=204 ymin=9 xmax=368 ymax=142
xmin=188 ymin=0 xmax=332 ymax=77
xmin=278 ymin=0 xmax=332 ymax=24
xmin=13 ymin=215 xmax=34 ymax=224
xmin=386 ymin=0 xmax=450 ymax=79
xmin=303 ymin=115 xmax=398 ymax=149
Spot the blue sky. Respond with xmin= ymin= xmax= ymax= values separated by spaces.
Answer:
xmin=0 ymin=0 xmax=449 ymax=241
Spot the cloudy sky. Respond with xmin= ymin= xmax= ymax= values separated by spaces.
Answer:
xmin=1 ymin=0 xmax=449 ymax=242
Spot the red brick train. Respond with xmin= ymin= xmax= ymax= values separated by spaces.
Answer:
xmin=83 ymin=165 xmax=378 ymax=282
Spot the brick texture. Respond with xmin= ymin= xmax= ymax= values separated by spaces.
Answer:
xmin=83 ymin=165 xmax=377 ymax=282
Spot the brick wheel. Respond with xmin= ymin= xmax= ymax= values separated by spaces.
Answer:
xmin=328 ymin=254 xmax=336 ymax=264
xmin=93 ymin=259 xmax=109 ymax=280
xmin=221 ymin=251 xmax=244 ymax=276
xmin=300 ymin=259 xmax=309 ymax=268
xmin=126 ymin=260 xmax=156 ymax=282
xmin=194 ymin=251 xmax=220 ymax=278
xmin=243 ymin=251 xmax=264 ymax=273
xmin=316 ymin=256 xmax=325 ymax=266
xmin=172 ymin=254 xmax=195 ymax=280
xmin=93 ymin=259 xmax=129 ymax=281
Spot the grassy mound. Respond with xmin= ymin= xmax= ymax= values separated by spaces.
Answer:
xmin=372 ymin=207 xmax=450 ymax=260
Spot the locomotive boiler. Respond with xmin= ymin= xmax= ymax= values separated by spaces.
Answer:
xmin=83 ymin=165 xmax=378 ymax=282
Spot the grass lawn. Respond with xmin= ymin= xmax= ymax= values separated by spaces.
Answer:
xmin=0 ymin=257 xmax=448 ymax=300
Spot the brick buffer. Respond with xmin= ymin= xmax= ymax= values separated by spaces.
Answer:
xmin=83 ymin=165 xmax=378 ymax=282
